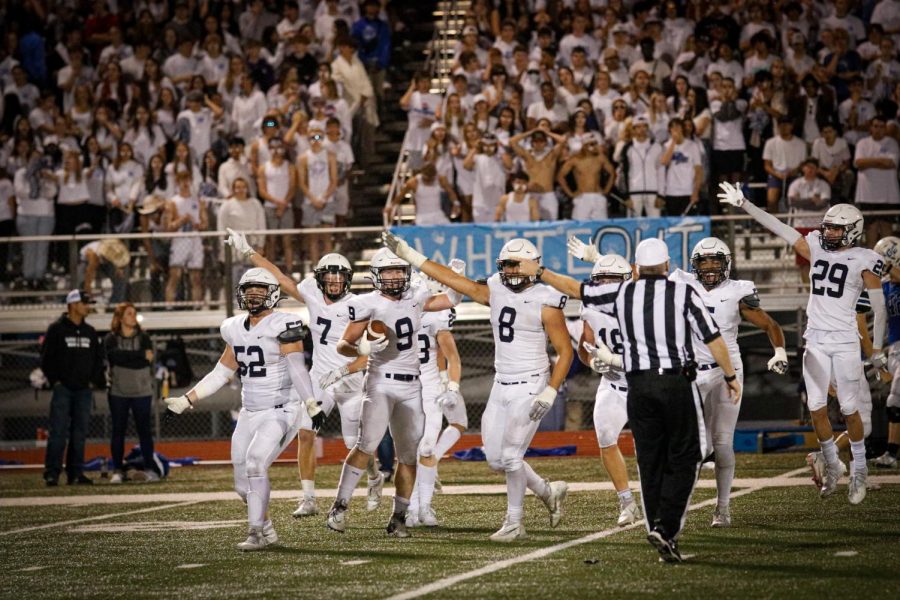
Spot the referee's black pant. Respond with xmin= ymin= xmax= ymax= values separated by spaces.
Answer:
xmin=625 ymin=370 xmax=704 ymax=540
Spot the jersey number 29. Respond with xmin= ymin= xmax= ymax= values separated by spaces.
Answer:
xmin=811 ymin=260 xmax=848 ymax=298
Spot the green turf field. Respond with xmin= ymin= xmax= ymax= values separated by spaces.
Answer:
xmin=1 ymin=455 xmax=898 ymax=599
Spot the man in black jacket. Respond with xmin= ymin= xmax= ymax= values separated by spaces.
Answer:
xmin=41 ymin=290 xmax=107 ymax=486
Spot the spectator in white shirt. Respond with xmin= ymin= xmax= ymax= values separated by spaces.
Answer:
xmin=811 ymin=123 xmax=853 ymax=203
xmin=866 ymin=38 xmax=900 ymax=103
xmin=787 ymin=158 xmax=831 ymax=228
xmin=163 ymin=36 xmax=197 ymax=92
xmin=175 ymin=91 xmax=224 ymax=168
xmin=659 ymin=117 xmax=703 ymax=216
xmin=526 ymin=82 xmax=569 ymax=130
xmin=763 ymin=117 xmax=807 ymax=211
xmin=324 ymin=117 xmax=355 ymax=227
xmin=673 ymin=34 xmax=712 ymax=88
xmin=218 ymin=177 xmax=266 ymax=284
xmin=559 ymin=14 xmax=599 ymax=67
xmin=602 ymin=47 xmax=631 ymax=92
xmin=838 ymin=77 xmax=876 ymax=146
xmin=218 ymin=138 xmax=256 ymax=199
xmin=616 ymin=115 xmax=665 ymax=217
xmin=231 ymin=77 xmax=269 ymax=149
xmin=198 ymin=34 xmax=228 ymax=89
xmin=123 ymin=105 xmax=166 ymax=168
xmin=709 ymin=77 xmax=747 ymax=187
xmin=854 ymin=116 xmax=900 ymax=243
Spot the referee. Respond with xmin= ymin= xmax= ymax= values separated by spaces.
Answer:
xmin=517 ymin=238 xmax=741 ymax=562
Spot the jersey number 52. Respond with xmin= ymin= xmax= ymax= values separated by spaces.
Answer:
xmin=234 ymin=345 xmax=266 ymax=378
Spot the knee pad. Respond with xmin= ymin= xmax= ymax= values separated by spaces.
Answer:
xmin=888 ymin=406 xmax=900 ymax=423
xmin=417 ymin=438 xmax=435 ymax=459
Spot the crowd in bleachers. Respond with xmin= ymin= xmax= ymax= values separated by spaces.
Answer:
xmin=0 ymin=0 xmax=394 ymax=300
xmin=388 ymin=0 xmax=900 ymax=247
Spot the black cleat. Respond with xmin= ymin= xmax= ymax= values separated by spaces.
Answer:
xmin=647 ymin=529 xmax=683 ymax=563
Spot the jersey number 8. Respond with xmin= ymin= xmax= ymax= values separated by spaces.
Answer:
xmin=498 ymin=307 xmax=516 ymax=342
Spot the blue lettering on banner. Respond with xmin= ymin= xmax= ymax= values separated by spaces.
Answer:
xmin=391 ymin=217 xmax=711 ymax=280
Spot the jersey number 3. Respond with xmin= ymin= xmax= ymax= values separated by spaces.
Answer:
xmin=811 ymin=260 xmax=848 ymax=298
xmin=234 ymin=346 xmax=266 ymax=378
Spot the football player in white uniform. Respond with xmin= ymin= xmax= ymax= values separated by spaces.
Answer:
xmin=384 ymin=233 xmax=573 ymax=543
xmin=719 ymin=183 xmax=888 ymax=504
xmin=576 ymin=254 xmax=643 ymax=527
xmin=329 ymin=248 xmax=461 ymax=537
xmin=164 ymin=268 xmax=318 ymax=550
xmin=226 ymin=229 xmax=380 ymax=516
xmin=407 ymin=271 xmax=467 ymax=528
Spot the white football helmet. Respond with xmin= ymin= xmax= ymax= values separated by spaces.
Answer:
xmin=820 ymin=204 xmax=863 ymax=250
xmin=497 ymin=238 xmax=541 ymax=291
xmin=237 ymin=267 xmax=281 ymax=314
xmin=370 ymin=247 xmax=411 ymax=297
xmin=590 ymin=254 xmax=632 ymax=283
xmin=314 ymin=253 xmax=353 ymax=301
xmin=691 ymin=237 xmax=732 ymax=289
xmin=874 ymin=236 xmax=900 ymax=274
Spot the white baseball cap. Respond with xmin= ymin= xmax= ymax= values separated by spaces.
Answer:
xmin=634 ymin=238 xmax=670 ymax=267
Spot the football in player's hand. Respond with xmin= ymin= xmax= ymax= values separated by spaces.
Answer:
xmin=367 ymin=320 xmax=388 ymax=340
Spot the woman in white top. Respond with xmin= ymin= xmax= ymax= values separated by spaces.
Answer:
xmin=322 ymin=79 xmax=354 ymax=142
xmin=123 ymin=104 xmax=167 ymax=167
xmin=141 ymin=154 xmax=171 ymax=204
xmin=557 ymin=66 xmax=589 ymax=115
xmin=165 ymin=141 xmax=201 ymax=192
xmin=82 ymin=136 xmax=109 ymax=232
xmin=90 ymin=105 xmax=122 ymax=157
xmin=495 ymin=172 xmax=539 ymax=223
xmin=647 ymin=91 xmax=673 ymax=144
xmin=423 ymin=122 xmax=456 ymax=182
xmin=217 ymin=55 xmax=247 ymax=112
xmin=14 ymin=147 xmax=57 ymax=284
xmin=217 ymin=176 xmax=266 ymax=284
xmin=590 ymin=70 xmax=621 ymax=125
xmin=52 ymin=149 xmax=92 ymax=240
xmin=154 ymin=86 xmax=179 ymax=140
xmin=106 ymin=142 xmax=144 ymax=233
xmin=441 ymin=92 xmax=468 ymax=141
xmin=68 ymin=84 xmax=94 ymax=138
xmin=141 ymin=58 xmax=173 ymax=107
xmin=385 ymin=162 xmax=458 ymax=226
xmin=567 ymin=108 xmax=599 ymax=155
xmin=451 ymin=123 xmax=481 ymax=221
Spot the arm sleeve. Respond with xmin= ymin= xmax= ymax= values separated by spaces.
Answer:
xmin=741 ymin=198 xmax=803 ymax=246
xmin=285 ymin=350 xmax=315 ymax=402
xmin=869 ymin=287 xmax=887 ymax=350
xmin=685 ymin=285 xmax=721 ymax=344
xmin=190 ymin=361 xmax=236 ymax=400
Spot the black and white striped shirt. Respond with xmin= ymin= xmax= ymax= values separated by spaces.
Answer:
xmin=580 ymin=274 xmax=721 ymax=372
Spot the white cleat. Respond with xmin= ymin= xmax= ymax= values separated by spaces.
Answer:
xmin=419 ymin=505 xmax=439 ymax=527
xmin=326 ymin=500 xmax=348 ymax=533
xmin=489 ymin=517 xmax=527 ymax=543
xmin=848 ymin=470 xmax=867 ymax=505
xmin=806 ymin=451 xmax=825 ymax=488
xmin=542 ymin=480 xmax=568 ymax=528
xmin=617 ymin=498 xmax=642 ymax=527
xmin=367 ymin=472 xmax=384 ymax=512
xmin=261 ymin=519 xmax=278 ymax=545
xmin=109 ymin=471 xmax=123 ymax=484
xmin=711 ymin=506 xmax=731 ymax=528
xmin=292 ymin=497 xmax=319 ymax=518
xmin=405 ymin=512 xmax=420 ymax=528
xmin=873 ymin=452 xmax=897 ymax=469
xmin=820 ymin=461 xmax=843 ymax=498
xmin=237 ymin=527 xmax=268 ymax=551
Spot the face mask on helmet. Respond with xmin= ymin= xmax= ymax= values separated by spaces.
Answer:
xmin=373 ymin=266 xmax=411 ymax=297
xmin=236 ymin=282 xmax=278 ymax=315
xmin=590 ymin=271 xmax=631 ymax=285
xmin=819 ymin=223 xmax=853 ymax=250
xmin=691 ymin=254 xmax=729 ymax=289
xmin=497 ymin=258 xmax=534 ymax=291
xmin=315 ymin=266 xmax=352 ymax=301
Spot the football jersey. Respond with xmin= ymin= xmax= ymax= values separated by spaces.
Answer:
xmin=669 ymin=268 xmax=756 ymax=367
xmin=882 ymin=282 xmax=900 ymax=346
xmin=805 ymin=230 xmax=883 ymax=342
xmin=298 ymin=277 xmax=356 ymax=376
xmin=487 ymin=274 xmax=568 ymax=377
xmin=581 ymin=304 xmax=625 ymax=385
xmin=220 ymin=311 xmax=305 ymax=410
xmin=418 ymin=308 xmax=455 ymax=387
xmin=347 ymin=285 xmax=433 ymax=376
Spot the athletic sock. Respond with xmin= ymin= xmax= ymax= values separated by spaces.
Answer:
xmin=301 ymin=479 xmax=315 ymax=500
xmin=820 ymin=437 xmax=839 ymax=468
xmin=366 ymin=455 xmax=380 ymax=478
xmin=433 ymin=426 xmax=462 ymax=459
xmin=617 ymin=488 xmax=634 ymax=504
xmin=417 ymin=463 xmax=438 ymax=510
xmin=849 ymin=440 xmax=867 ymax=475
xmin=335 ymin=463 xmax=364 ymax=506
xmin=393 ymin=495 xmax=410 ymax=517
xmin=888 ymin=443 xmax=899 ymax=457
xmin=522 ymin=462 xmax=550 ymax=501
xmin=408 ymin=481 xmax=420 ymax=516
xmin=247 ymin=475 xmax=271 ymax=528
xmin=506 ymin=467 xmax=527 ymax=525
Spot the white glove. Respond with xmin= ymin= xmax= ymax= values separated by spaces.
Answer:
xmin=567 ymin=236 xmax=600 ymax=263
xmin=357 ymin=331 xmax=389 ymax=356
xmin=529 ymin=387 xmax=557 ymax=421
xmin=438 ymin=381 xmax=463 ymax=411
xmin=164 ymin=395 xmax=192 ymax=414
xmin=583 ymin=340 xmax=623 ymax=369
xmin=382 ymin=231 xmax=426 ymax=268
xmin=767 ymin=347 xmax=788 ymax=375
xmin=305 ymin=396 xmax=325 ymax=430
xmin=871 ymin=349 xmax=888 ymax=371
xmin=225 ymin=227 xmax=255 ymax=258
xmin=449 ymin=258 xmax=466 ymax=275
xmin=319 ymin=365 xmax=350 ymax=390
xmin=716 ymin=181 xmax=745 ymax=208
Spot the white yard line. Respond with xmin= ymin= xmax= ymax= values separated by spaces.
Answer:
xmin=380 ymin=467 xmax=874 ymax=600
xmin=0 ymin=501 xmax=201 ymax=536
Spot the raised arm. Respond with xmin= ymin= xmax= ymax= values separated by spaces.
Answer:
xmin=225 ymin=228 xmax=302 ymax=302
xmin=717 ymin=181 xmax=810 ymax=260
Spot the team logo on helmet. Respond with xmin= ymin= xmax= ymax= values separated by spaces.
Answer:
xmin=236 ymin=268 xmax=281 ymax=315
xmin=691 ymin=237 xmax=732 ymax=289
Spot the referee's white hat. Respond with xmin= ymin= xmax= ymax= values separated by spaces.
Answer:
xmin=635 ymin=238 xmax=669 ymax=266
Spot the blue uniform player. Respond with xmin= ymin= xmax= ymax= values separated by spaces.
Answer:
xmin=873 ymin=237 xmax=900 ymax=468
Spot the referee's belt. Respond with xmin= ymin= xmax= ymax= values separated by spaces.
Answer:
xmin=383 ymin=373 xmax=419 ymax=382
xmin=608 ymin=382 xmax=628 ymax=392
xmin=698 ymin=362 xmax=719 ymax=371
xmin=630 ymin=367 xmax=682 ymax=376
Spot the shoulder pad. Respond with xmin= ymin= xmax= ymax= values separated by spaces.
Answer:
xmin=277 ymin=321 xmax=308 ymax=344
xmin=740 ymin=293 xmax=761 ymax=309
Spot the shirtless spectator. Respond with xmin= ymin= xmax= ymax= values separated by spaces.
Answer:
xmin=557 ymin=133 xmax=616 ymax=221
xmin=509 ymin=126 xmax=566 ymax=221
